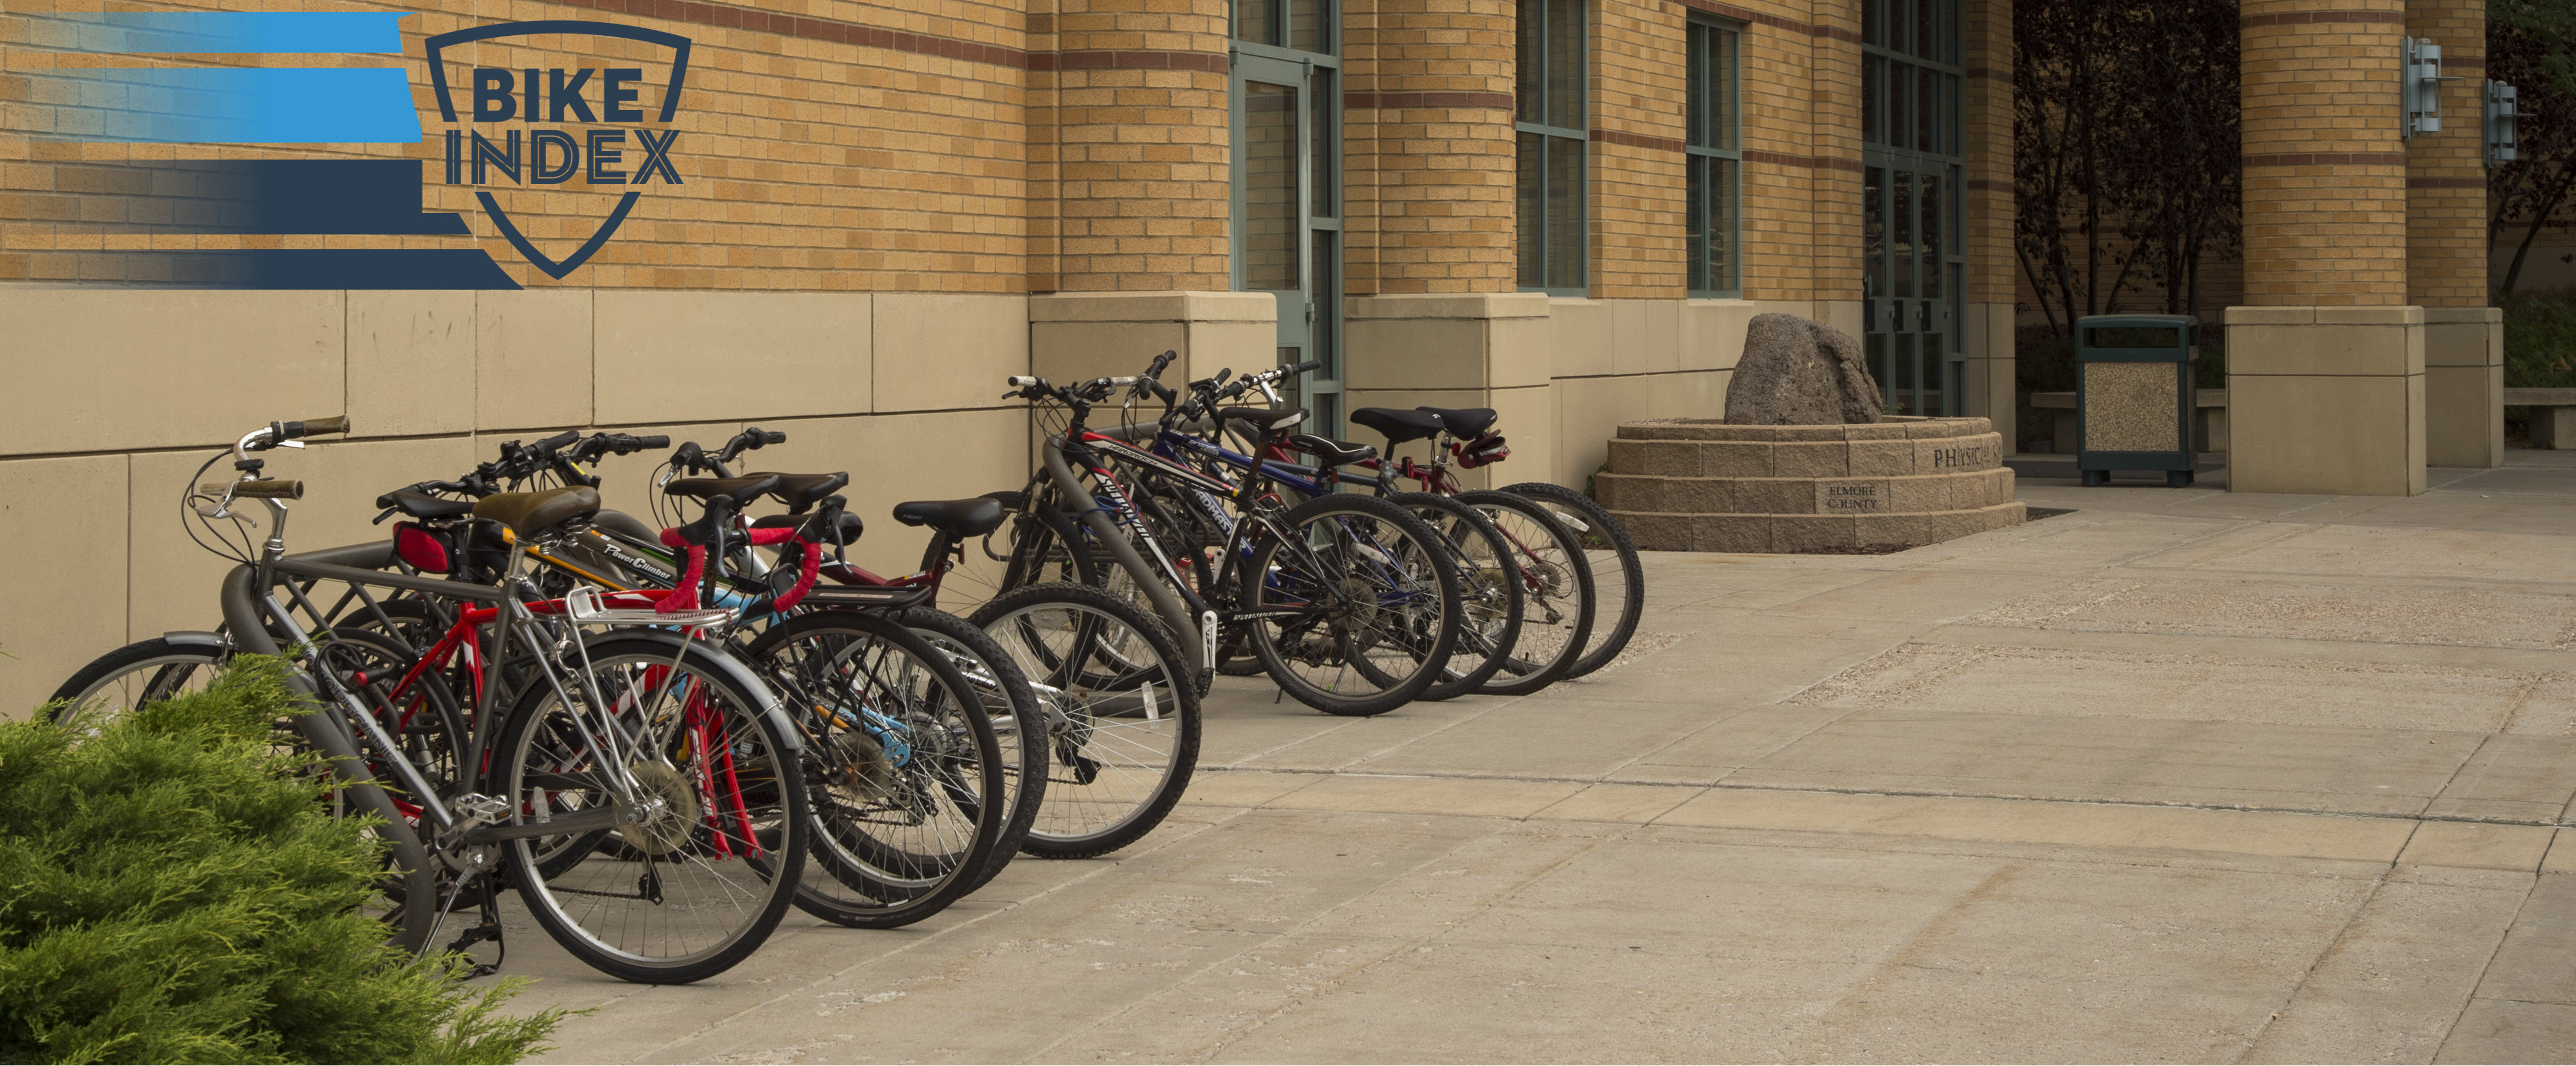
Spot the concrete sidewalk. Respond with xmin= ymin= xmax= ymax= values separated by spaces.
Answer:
xmin=511 ymin=450 xmax=2576 ymax=1064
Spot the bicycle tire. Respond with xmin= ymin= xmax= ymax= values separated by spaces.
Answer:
xmin=1387 ymin=492 xmax=1522 ymax=701
xmin=1243 ymin=492 xmax=1463 ymax=716
xmin=745 ymin=612 xmax=1005 ymax=930
xmin=52 ymin=637 xmax=443 ymax=955
xmin=1502 ymin=481 xmax=1645 ymax=679
xmin=496 ymin=634 xmax=809 ymax=983
xmin=48 ymin=637 xmax=230 ymax=728
xmin=969 ymin=582 xmax=1200 ymax=858
xmin=1451 ymin=490 xmax=1594 ymax=696
xmin=884 ymin=606 xmax=1047 ymax=894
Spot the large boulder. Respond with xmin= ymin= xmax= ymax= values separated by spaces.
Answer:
xmin=1723 ymin=313 xmax=1883 ymax=425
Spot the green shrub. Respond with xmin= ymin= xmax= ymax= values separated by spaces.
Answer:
xmin=0 ymin=658 xmax=562 ymax=1064
xmin=2504 ymin=287 xmax=2576 ymax=390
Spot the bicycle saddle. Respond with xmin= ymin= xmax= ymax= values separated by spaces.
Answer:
xmin=1350 ymin=407 xmax=1446 ymax=446
xmin=891 ymin=497 xmax=1007 ymax=538
xmin=747 ymin=471 xmax=849 ymax=511
xmin=663 ymin=475 xmax=781 ymax=508
xmin=1215 ymin=406 xmax=1306 ymax=436
xmin=589 ymin=508 xmax=661 ymax=544
xmin=472 ymin=486 xmax=601 ymax=540
xmin=1415 ymin=406 xmax=1498 ymax=439
xmin=385 ymin=489 xmax=474 ymax=519
xmin=1287 ymin=433 xmax=1377 ymax=468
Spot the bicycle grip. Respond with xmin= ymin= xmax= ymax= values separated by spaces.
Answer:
xmin=233 ymin=479 xmax=304 ymax=499
xmin=761 ymin=430 xmax=787 ymax=445
xmin=532 ymin=430 xmax=581 ymax=453
xmin=1291 ymin=359 xmax=1324 ymax=375
xmin=295 ymin=415 xmax=351 ymax=436
xmin=635 ymin=435 xmax=671 ymax=450
xmin=1143 ymin=349 xmax=1177 ymax=379
xmin=1007 ymin=376 xmax=1042 ymax=387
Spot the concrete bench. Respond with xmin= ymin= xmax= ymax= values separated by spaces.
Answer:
xmin=2509 ymin=388 xmax=2576 ymax=448
xmin=2029 ymin=389 xmax=2228 ymax=455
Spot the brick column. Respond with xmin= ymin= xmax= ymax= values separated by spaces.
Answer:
xmin=1809 ymin=0 xmax=1865 ymax=341
xmin=1040 ymin=0 xmax=1233 ymax=293
xmin=2229 ymin=0 xmax=2425 ymax=495
xmin=1341 ymin=0 xmax=1517 ymax=295
xmin=1963 ymin=0 xmax=2015 ymax=442
xmin=2410 ymin=0 xmax=2504 ymax=468
xmin=1339 ymin=0 xmax=1544 ymax=479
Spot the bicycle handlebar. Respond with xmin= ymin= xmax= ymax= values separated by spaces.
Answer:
xmin=714 ymin=427 xmax=786 ymax=465
xmin=234 ymin=479 xmax=303 ymax=500
xmin=288 ymin=415 xmax=351 ymax=438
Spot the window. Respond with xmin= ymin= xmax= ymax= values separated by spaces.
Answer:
xmin=1516 ymin=0 xmax=1585 ymax=293
xmin=1685 ymin=19 xmax=1740 ymax=297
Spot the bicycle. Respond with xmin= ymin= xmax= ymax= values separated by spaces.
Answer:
xmin=368 ymin=432 xmax=1018 ymax=928
xmin=59 ymin=416 xmax=813 ymax=983
xmin=994 ymin=358 xmax=1466 ymax=716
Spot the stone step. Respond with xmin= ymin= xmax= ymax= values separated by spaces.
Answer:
xmin=1606 ymin=431 xmax=2006 ymax=479
xmin=1616 ymin=415 xmax=1994 ymax=441
xmin=1611 ymin=502 xmax=2028 ymax=553
xmin=1598 ymin=467 xmax=2016 ymax=515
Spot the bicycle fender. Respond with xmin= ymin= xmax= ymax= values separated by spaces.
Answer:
xmin=587 ymin=627 xmax=802 ymax=752
xmin=161 ymin=630 xmax=227 ymax=647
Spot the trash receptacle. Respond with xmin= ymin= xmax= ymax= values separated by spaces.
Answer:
xmin=2075 ymin=314 xmax=2199 ymax=488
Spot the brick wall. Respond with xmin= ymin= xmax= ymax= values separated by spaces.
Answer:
xmin=1590 ymin=0 xmax=1685 ymax=299
xmin=2238 ymin=0 xmax=2410 ymax=306
xmin=0 ymin=1 xmax=1036 ymax=292
xmin=2406 ymin=0 xmax=2486 ymax=308
xmin=1340 ymin=0 xmax=1518 ymax=295
xmin=1734 ymin=5 xmax=1824 ymax=304
xmin=1036 ymin=0 xmax=1231 ymax=292
xmin=1963 ymin=0 xmax=2010 ymax=309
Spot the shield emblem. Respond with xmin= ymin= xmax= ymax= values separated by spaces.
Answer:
xmin=424 ymin=20 xmax=691 ymax=279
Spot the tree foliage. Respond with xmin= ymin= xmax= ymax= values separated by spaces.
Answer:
xmin=2015 ymin=0 xmax=2241 ymax=335
xmin=2491 ymin=0 xmax=2576 ymax=295
xmin=0 ymin=658 xmax=562 ymax=1064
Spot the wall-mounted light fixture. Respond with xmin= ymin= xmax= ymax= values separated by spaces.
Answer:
xmin=2402 ymin=37 xmax=2443 ymax=139
xmin=2486 ymin=79 xmax=2520 ymax=166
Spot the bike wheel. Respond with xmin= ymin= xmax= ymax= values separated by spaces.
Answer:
xmin=1388 ymin=492 xmax=1522 ymax=701
xmin=970 ymin=582 xmax=1200 ymax=858
xmin=1243 ymin=493 xmax=1462 ymax=716
xmin=496 ymin=635 xmax=808 ymax=984
xmin=1502 ymin=481 xmax=1644 ymax=679
xmin=747 ymin=612 xmax=1005 ymax=930
xmin=1453 ymin=490 xmax=1595 ymax=696
xmin=49 ymin=637 xmax=229 ymax=729
xmin=886 ymin=606 xmax=1047 ymax=894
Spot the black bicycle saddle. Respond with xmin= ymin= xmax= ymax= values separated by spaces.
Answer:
xmin=1415 ymin=406 xmax=1498 ymax=439
xmin=1351 ymin=407 xmax=1446 ymax=446
xmin=891 ymin=498 xmax=1007 ymax=538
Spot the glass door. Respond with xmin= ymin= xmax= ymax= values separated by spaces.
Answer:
xmin=1231 ymin=5 xmax=1340 ymax=432
xmin=1861 ymin=0 xmax=1965 ymax=417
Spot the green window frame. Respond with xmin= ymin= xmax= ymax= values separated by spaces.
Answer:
xmin=1516 ymin=0 xmax=1586 ymax=295
xmin=1685 ymin=18 xmax=1741 ymax=298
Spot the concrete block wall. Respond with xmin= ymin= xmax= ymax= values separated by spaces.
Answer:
xmin=0 ymin=288 xmax=1035 ymax=717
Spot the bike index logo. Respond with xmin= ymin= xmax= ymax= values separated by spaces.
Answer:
xmin=425 ymin=20 xmax=690 ymax=280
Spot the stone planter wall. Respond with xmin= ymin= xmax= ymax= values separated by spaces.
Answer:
xmin=1598 ymin=416 xmax=2024 ymax=552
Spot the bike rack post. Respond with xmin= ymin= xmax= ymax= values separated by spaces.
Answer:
xmin=1041 ymin=436 xmax=1209 ymax=665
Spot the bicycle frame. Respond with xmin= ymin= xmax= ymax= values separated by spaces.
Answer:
xmin=214 ymin=473 xmax=789 ymax=853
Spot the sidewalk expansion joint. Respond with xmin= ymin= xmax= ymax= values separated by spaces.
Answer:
xmin=1186 ymin=766 xmax=2575 ymax=871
